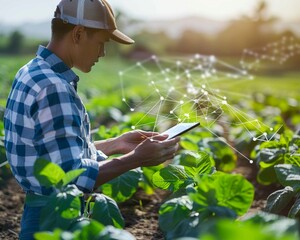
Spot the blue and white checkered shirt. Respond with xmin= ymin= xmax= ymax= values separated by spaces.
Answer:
xmin=4 ymin=46 xmax=107 ymax=195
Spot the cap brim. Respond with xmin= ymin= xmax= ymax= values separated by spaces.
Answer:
xmin=109 ymin=29 xmax=134 ymax=45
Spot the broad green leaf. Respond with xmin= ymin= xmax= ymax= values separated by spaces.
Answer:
xmin=39 ymin=185 xmax=82 ymax=231
xmin=74 ymin=219 xmax=104 ymax=239
xmin=90 ymin=193 xmax=124 ymax=229
xmin=101 ymin=169 xmax=141 ymax=202
xmin=190 ymin=173 xmax=254 ymax=216
xmin=152 ymin=164 xmax=192 ymax=192
xmin=274 ymin=164 xmax=300 ymax=191
xmin=257 ymin=162 xmax=281 ymax=185
xmin=158 ymin=195 xmax=193 ymax=232
xmin=288 ymin=196 xmax=300 ymax=218
xmin=34 ymin=229 xmax=71 ymax=240
xmin=179 ymin=151 xmax=213 ymax=178
xmin=34 ymin=158 xmax=65 ymax=187
xmin=62 ymin=168 xmax=86 ymax=187
xmin=264 ymin=187 xmax=295 ymax=214
xmin=180 ymin=138 xmax=199 ymax=151
xmin=141 ymin=165 xmax=164 ymax=194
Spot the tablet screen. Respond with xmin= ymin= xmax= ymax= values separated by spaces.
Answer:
xmin=162 ymin=122 xmax=200 ymax=139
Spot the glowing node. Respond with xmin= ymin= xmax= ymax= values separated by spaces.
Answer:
xmin=176 ymin=75 xmax=180 ymax=80
xmin=270 ymin=128 xmax=274 ymax=131
xmin=122 ymin=98 xmax=126 ymax=102
xmin=249 ymin=160 xmax=254 ymax=164
xmin=209 ymin=55 xmax=216 ymax=63
xmin=263 ymin=132 xmax=267 ymax=136
xmin=204 ymin=91 xmax=208 ymax=96
xmin=222 ymin=100 xmax=227 ymax=105
xmin=180 ymin=100 xmax=184 ymax=104
xmin=178 ymin=118 xmax=182 ymax=122
xmin=130 ymin=108 xmax=135 ymax=112
xmin=170 ymin=110 xmax=174 ymax=114
xmin=136 ymin=62 xmax=141 ymax=66
xmin=176 ymin=61 xmax=182 ymax=66
xmin=118 ymin=71 xmax=123 ymax=76
xmin=147 ymin=71 xmax=152 ymax=76
xmin=253 ymin=137 xmax=257 ymax=141
xmin=194 ymin=54 xmax=200 ymax=59
xmin=165 ymin=78 xmax=170 ymax=82
xmin=151 ymin=81 xmax=155 ymax=85
xmin=151 ymin=55 xmax=157 ymax=60
xmin=223 ymin=96 xmax=227 ymax=100
xmin=156 ymin=89 xmax=160 ymax=93
xmin=160 ymin=96 xmax=164 ymax=101
xmin=184 ymin=113 xmax=190 ymax=118
xmin=202 ymin=84 xmax=206 ymax=89
xmin=131 ymin=126 xmax=136 ymax=130
xmin=205 ymin=117 xmax=208 ymax=120
xmin=183 ymin=94 xmax=187 ymax=98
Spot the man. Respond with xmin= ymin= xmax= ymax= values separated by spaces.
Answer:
xmin=3 ymin=0 xmax=180 ymax=239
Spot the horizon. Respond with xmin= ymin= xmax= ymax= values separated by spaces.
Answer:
xmin=0 ymin=0 xmax=300 ymax=26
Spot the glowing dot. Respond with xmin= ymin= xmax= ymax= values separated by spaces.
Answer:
xmin=147 ymin=72 xmax=152 ymax=76
xmin=223 ymin=96 xmax=227 ymax=100
xmin=118 ymin=71 xmax=123 ymax=76
xmin=165 ymin=78 xmax=170 ymax=82
xmin=209 ymin=55 xmax=216 ymax=62
xmin=170 ymin=110 xmax=174 ymax=114
xmin=270 ymin=128 xmax=274 ymax=131
xmin=195 ymin=54 xmax=200 ymax=59
xmin=160 ymin=96 xmax=164 ymax=101
xmin=151 ymin=55 xmax=157 ymax=60
xmin=180 ymin=100 xmax=184 ymax=104
xmin=193 ymin=99 xmax=199 ymax=103
xmin=130 ymin=108 xmax=135 ymax=112
xmin=178 ymin=118 xmax=182 ymax=122
xmin=204 ymin=91 xmax=208 ymax=96
xmin=222 ymin=100 xmax=227 ymax=105
xmin=253 ymin=137 xmax=257 ymax=141
xmin=205 ymin=117 xmax=208 ymax=120
xmin=122 ymin=98 xmax=126 ymax=102
xmin=151 ymin=81 xmax=155 ymax=85
xmin=176 ymin=61 xmax=182 ymax=66
xmin=131 ymin=126 xmax=136 ymax=130
xmin=202 ymin=84 xmax=206 ymax=89
xmin=249 ymin=160 xmax=254 ymax=164
xmin=156 ymin=89 xmax=160 ymax=93
xmin=263 ymin=132 xmax=267 ymax=136
xmin=184 ymin=113 xmax=190 ymax=118
xmin=176 ymin=75 xmax=180 ymax=80
xmin=183 ymin=94 xmax=187 ymax=98
xmin=136 ymin=62 xmax=141 ymax=66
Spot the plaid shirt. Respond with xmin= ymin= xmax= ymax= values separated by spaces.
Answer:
xmin=4 ymin=46 xmax=107 ymax=195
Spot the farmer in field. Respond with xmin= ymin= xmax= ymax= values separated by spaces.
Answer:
xmin=3 ymin=0 xmax=180 ymax=239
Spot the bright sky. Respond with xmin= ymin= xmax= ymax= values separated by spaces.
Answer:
xmin=0 ymin=0 xmax=299 ymax=25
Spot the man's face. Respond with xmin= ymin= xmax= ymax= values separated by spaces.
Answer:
xmin=74 ymin=29 xmax=110 ymax=73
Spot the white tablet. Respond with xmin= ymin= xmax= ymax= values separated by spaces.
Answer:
xmin=162 ymin=122 xmax=200 ymax=140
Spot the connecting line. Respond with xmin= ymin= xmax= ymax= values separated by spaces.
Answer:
xmin=202 ymin=125 xmax=254 ymax=164
xmin=0 ymin=161 xmax=8 ymax=168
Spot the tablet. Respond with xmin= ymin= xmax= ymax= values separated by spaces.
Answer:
xmin=162 ymin=122 xmax=200 ymax=140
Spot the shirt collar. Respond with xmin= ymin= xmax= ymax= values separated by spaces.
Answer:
xmin=36 ymin=45 xmax=79 ymax=85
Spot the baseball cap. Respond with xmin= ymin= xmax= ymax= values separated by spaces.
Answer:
xmin=54 ymin=0 xmax=134 ymax=44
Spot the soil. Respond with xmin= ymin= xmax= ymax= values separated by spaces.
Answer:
xmin=0 ymin=159 xmax=280 ymax=240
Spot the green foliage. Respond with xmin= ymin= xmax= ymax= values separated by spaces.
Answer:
xmin=28 ymin=159 xmax=130 ymax=237
xmin=158 ymin=172 xmax=254 ymax=239
xmin=265 ymin=164 xmax=300 ymax=218
xmin=152 ymin=151 xmax=214 ymax=192
xmin=100 ymin=169 xmax=142 ymax=202
xmin=251 ymin=130 xmax=300 ymax=185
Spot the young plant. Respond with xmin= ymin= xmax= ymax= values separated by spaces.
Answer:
xmin=264 ymin=164 xmax=300 ymax=218
xmin=28 ymin=158 xmax=130 ymax=238
xmin=251 ymin=129 xmax=300 ymax=185
xmin=152 ymin=150 xmax=254 ymax=239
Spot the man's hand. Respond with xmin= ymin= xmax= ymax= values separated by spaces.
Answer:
xmin=117 ymin=130 xmax=167 ymax=154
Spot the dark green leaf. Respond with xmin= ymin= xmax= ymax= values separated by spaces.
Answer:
xmin=101 ymin=169 xmax=141 ymax=202
xmin=158 ymin=195 xmax=193 ymax=232
xmin=288 ymin=196 xmax=300 ymax=218
xmin=91 ymin=193 xmax=124 ymax=229
xmin=265 ymin=187 xmax=295 ymax=214
xmin=152 ymin=164 xmax=192 ymax=192
xmin=274 ymin=164 xmax=300 ymax=191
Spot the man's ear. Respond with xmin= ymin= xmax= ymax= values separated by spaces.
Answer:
xmin=72 ymin=25 xmax=85 ymax=44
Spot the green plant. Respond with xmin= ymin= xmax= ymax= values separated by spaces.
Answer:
xmin=251 ymin=129 xmax=300 ymax=185
xmin=152 ymin=150 xmax=254 ymax=239
xmin=264 ymin=164 xmax=300 ymax=218
xmin=28 ymin=158 xmax=133 ymax=238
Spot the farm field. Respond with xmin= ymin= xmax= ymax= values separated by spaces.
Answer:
xmin=0 ymin=53 xmax=300 ymax=239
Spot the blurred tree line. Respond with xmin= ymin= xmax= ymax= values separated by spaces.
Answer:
xmin=0 ymin=1 xmax=299 ymax=69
